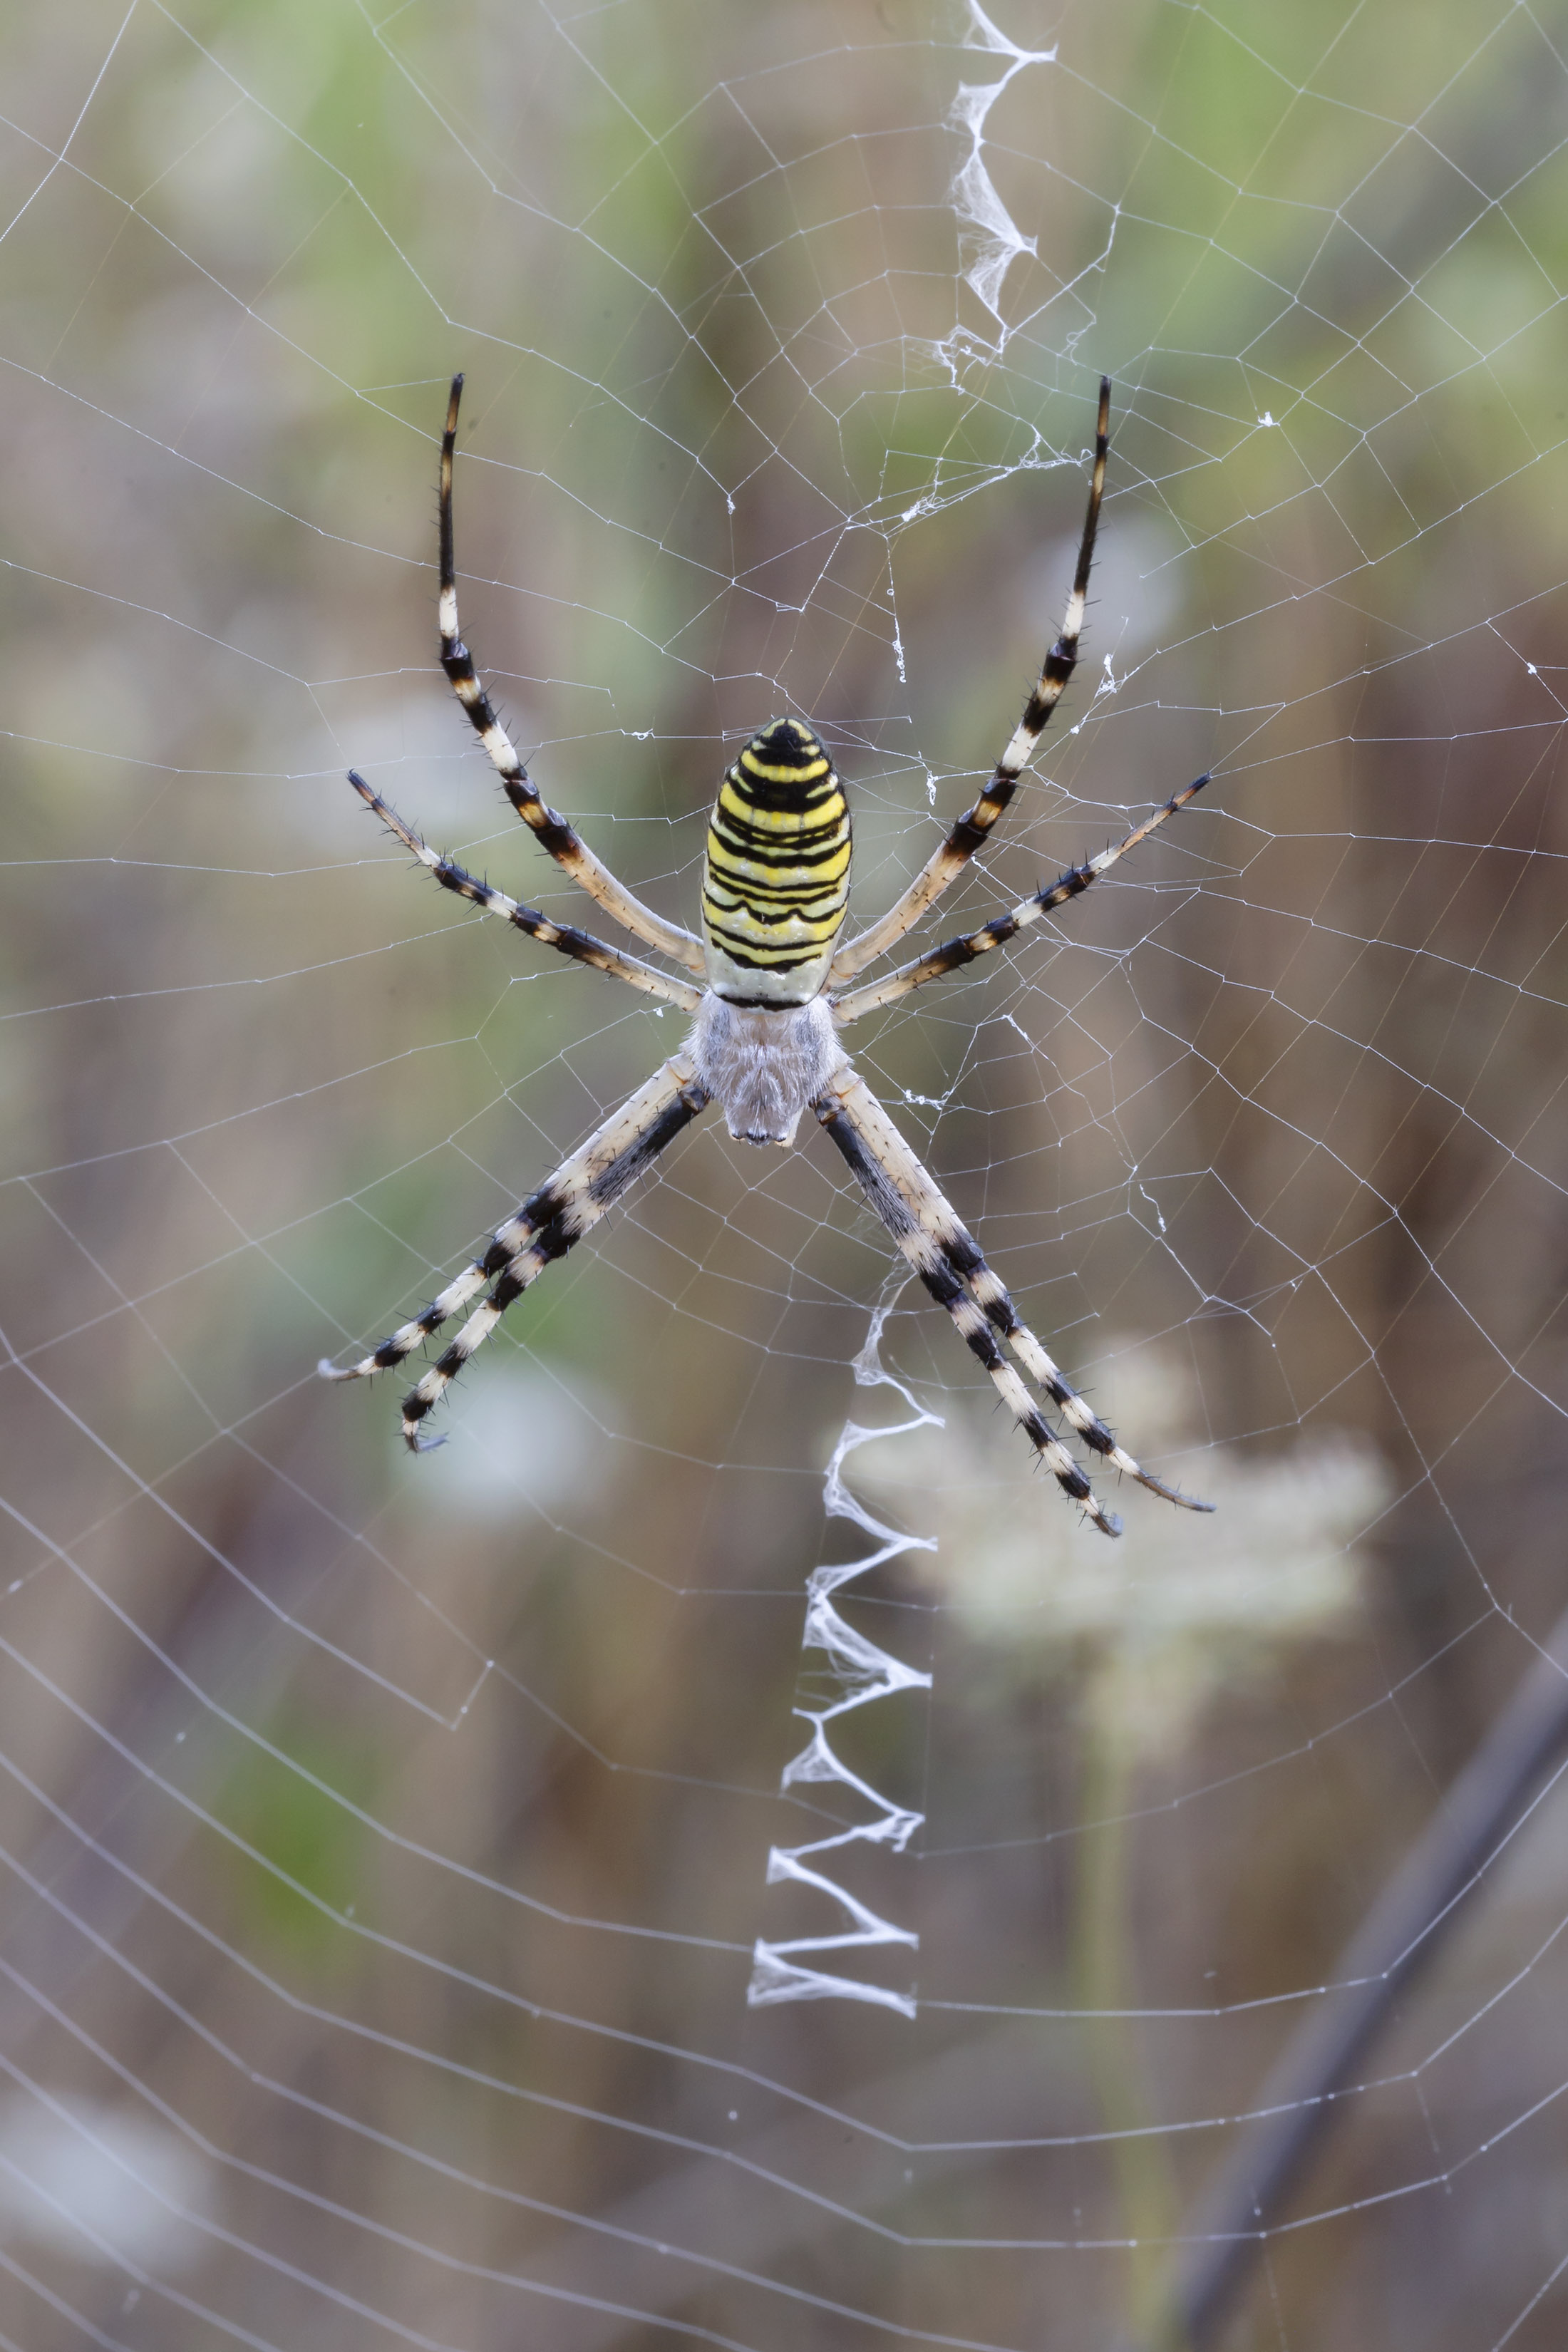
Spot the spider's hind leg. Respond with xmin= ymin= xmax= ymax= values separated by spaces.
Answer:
xmin=321 ymin=1054 xmax=709 ymax=1449
xmin=947 ymin=1244 xmax=1214 ymax=1514
xmin=813 ymin=1064 xmax=1122 ymax=1537
xmin=398 ymin=1054 xmax=710 ymax=1449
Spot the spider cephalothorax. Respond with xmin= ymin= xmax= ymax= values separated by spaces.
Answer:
xmin=321 ymin=375 xmax=1212 ymax=1535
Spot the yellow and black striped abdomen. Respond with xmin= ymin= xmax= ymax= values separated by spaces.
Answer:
xmin=701 ymin=718 xmax=851 ymax=1004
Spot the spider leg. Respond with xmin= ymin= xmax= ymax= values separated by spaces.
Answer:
xmin=831 ymin=774 xmax=1208 ymax=1026
xmin=947 ymin=1262 xmax=1213 ymax=1514
xmin=436 ymin=375 xmax=706 ymax=977
xmin=346 ymin=771 xmax=701 ymax=1011
xmin=319 ymin=1053 xmax=710 ymax=1448
xmin=813 ymin=1062 xmax=1123 ymax=1537
xmin=830 ymin=377 xmax=1111 ymax=986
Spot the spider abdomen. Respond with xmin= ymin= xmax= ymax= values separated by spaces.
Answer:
xmin=701 ymin=718 xmax=850 ymax=1006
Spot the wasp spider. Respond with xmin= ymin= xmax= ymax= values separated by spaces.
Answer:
xmin=321 ymin=376 xmax=1212 ymax=1536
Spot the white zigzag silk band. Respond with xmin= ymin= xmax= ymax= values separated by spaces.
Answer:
xmin=748 ymin=1306 xmax=937 ymax=2018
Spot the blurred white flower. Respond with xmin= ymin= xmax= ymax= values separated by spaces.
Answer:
xmin=854 ymin=1343 xmax=1390 ymax=1760
xmin=0 ymin=2095 xmax=215 ymax=2271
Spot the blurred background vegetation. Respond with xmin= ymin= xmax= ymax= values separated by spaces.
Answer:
xmin=1 ymin=0 xmax=1566 ymax=2346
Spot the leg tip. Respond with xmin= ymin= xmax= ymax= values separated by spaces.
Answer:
xmin=318 ymin=1356 xmax=356 ymax=1382
xmin=1138 ymin=1471 xmax=1216 ymax=1514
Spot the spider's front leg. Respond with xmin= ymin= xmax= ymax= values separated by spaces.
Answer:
xmin=320 ymin=1054 xmax=709 ymax=1450
xmin=829 ymin=376 xmax=1112 ymax=986
xmin=813 ymin=1063 xmax=1212 ymax=1532
xmin=435 ymin=376 xmax=706 ymax=977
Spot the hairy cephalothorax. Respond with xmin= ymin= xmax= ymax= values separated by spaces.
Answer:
xmin=690 ymin=995 xmax=843 ymax=1147
xmin=320 ymin=374 xmax=1212 ymax=1537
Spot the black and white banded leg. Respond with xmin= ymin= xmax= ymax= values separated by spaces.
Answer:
xmin=832 ymin=774 xmax=1209 ymax=1027
xmin=813 ymin=1063 xmax=1128 ymax=1536
xmin=320 ymin=1054 xmax=710 ymax=1449
xmin=829 ymin=377 xmax=1110 ymax=986
xmin=345 ymin=771 xmax=701 ymax=1013
xmin=946 ymin=1252 xmax=1213 ymax=1515
xmin=437 ymin=376 xmax=706 ymax=977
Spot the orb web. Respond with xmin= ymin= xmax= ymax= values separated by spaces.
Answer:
xmin=2 ymin=1 xmax=1566 ymax=2347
